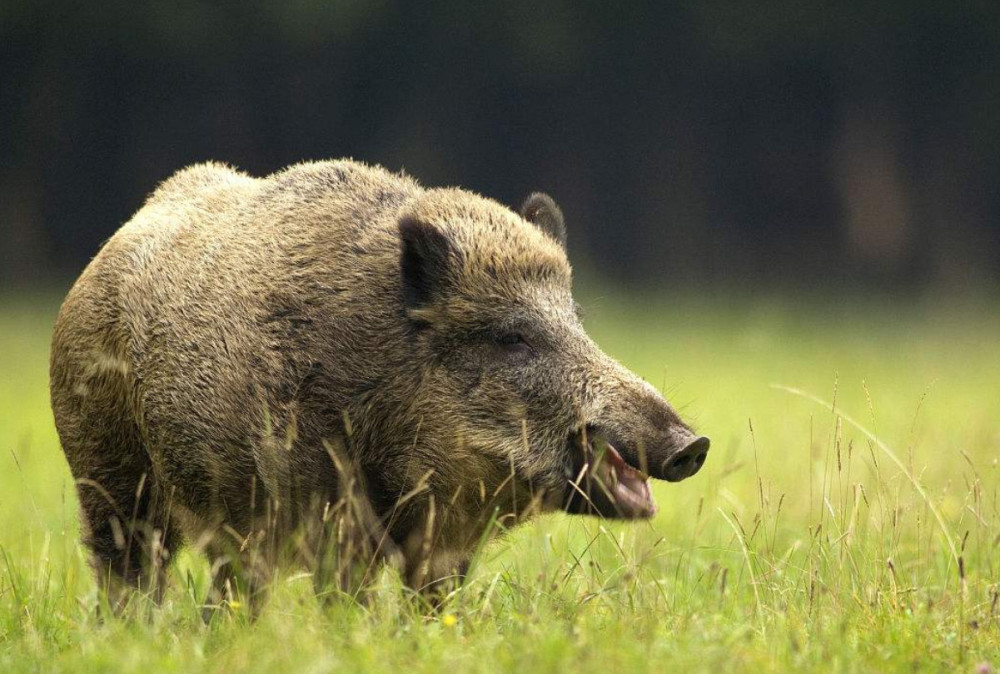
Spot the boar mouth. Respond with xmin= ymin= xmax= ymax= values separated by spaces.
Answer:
xmin=563 ymin=429 xmax=657 ymax=519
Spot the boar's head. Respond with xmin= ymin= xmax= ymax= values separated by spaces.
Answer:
xmin=396 ymin=190 xmax=708 ymax=521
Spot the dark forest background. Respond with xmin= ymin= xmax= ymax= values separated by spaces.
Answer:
xmin=2 ymin=1 xmax=999 ymax=293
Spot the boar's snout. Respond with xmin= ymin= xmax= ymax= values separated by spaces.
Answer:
xmin=657 ymin=434 xmax=710 ymax=482
xmin=578 ymin=350 xmax=710 ymax=489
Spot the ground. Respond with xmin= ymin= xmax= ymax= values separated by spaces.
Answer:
xmin=1 ymin=286 xmax=998 ymax=672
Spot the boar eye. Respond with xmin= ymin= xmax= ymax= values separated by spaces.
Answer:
xmin=493 ymin=332 xmax=533 ymax=357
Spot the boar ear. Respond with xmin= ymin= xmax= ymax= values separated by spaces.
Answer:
xmin=398 ymin=216 xmax=458 ymax=311
xmin=520 ymin=192 xmax=566 ymax=248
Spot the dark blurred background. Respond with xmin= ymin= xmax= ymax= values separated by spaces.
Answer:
xmin=2 ymin=1 xmax=999 ymax=293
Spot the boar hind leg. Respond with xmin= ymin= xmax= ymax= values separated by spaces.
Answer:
xmin=72 ymin=440 xmax=178 ymax=612
xmin=53 ymin=358 xmax=178 ymax=611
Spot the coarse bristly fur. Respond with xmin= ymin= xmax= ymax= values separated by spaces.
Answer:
xmin=49 ymin=159 xmax=708 ymax=612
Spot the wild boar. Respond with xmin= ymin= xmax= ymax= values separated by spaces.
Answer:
xmin=49 ymin=160 xmax=708 ymax=609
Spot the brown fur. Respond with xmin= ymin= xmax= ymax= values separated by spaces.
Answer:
xmin=49 ymin=159 xmax=705 ymax=609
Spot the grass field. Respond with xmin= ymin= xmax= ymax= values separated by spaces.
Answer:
xmin=1 ymin=288 xmax=998 ymax=672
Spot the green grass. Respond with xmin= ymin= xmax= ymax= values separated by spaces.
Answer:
xmin=1 ymin=288 xmax=999 ymax=672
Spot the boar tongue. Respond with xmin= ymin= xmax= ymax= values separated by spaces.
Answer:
xmin=597 ymin=442 xmax=657 ymax=518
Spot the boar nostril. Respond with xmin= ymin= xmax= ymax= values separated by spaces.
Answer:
xmin=662 ymin=436 xmax=710 ymax=482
